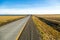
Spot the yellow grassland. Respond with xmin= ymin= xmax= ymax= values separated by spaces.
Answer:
xmin=32 ymin=16 xmax=60 ymax=40
xmin=0 ymin=16 xmax=25 ymax=25
xmin=36 ymin=15 xmax=60 ymax=21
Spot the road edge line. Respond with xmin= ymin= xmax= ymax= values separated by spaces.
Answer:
xmin=16 ymin=17 xmax=30 ymax=40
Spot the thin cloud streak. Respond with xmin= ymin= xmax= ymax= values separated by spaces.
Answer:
xmin=0 ymin=8 xmax=60 ymax=14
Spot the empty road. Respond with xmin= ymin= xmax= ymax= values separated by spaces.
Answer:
xmin=18 ymin=17 xmax=41 ymax=40
xmin=0 ymin=16 xmax=59 ymax=40
xmin=0 ymin=16 xmax=30 ymax=40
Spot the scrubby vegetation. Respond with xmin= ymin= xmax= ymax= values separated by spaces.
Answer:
xmin=32 ymin=16 xmax=60 ymax=40
xmin=37 ymin=17 xmax=60 ymax=32
xmin=0 ymin=16 xmax=25 ymax=26
xmin=37 ymin=14 xmax=60 ymax=21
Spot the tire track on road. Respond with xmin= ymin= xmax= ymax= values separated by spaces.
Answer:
xmin=18 ymin=16 xmax=41 ymax=40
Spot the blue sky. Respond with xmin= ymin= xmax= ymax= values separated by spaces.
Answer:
xmin=0 ymin=0 xmax=60 ymax=14
xmin=0 ymin=0 xmax=50 ymax=8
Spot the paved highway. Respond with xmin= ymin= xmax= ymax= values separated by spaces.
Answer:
xmin=18 ymin=17 xmax=41 ymax=40
xmin=0 ymin=16 xmax=30 ymax=40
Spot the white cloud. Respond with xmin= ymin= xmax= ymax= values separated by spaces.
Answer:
xmin=0 ymin=8 xmax=60 ymax=15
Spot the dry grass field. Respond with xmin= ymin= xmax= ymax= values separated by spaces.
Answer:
xmin=34 ymin=14 xmax=60 ymax=32
xmin=0 ymin=16 xmax=25 ymax=26
xmin=35 ymin=15 xmax=60 ymax=25
xmin=36 ymin=14 xmax=60 ymax=21
xmin=32 ymin=16 xmax=60 ymax=40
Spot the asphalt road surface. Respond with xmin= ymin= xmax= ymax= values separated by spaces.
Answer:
xmin=0 ymin=16 xmax=30 ymax=40
xmin=18 ymin=17 xmax=41 ymax=40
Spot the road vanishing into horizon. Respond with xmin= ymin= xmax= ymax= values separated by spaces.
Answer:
xmin=0 ymin=16 xmax=60 ymax=40
xmin=0 ymin=16 xmax=30 ymax=40
xmin=18 ymin=17 xmax=41 ymax=40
